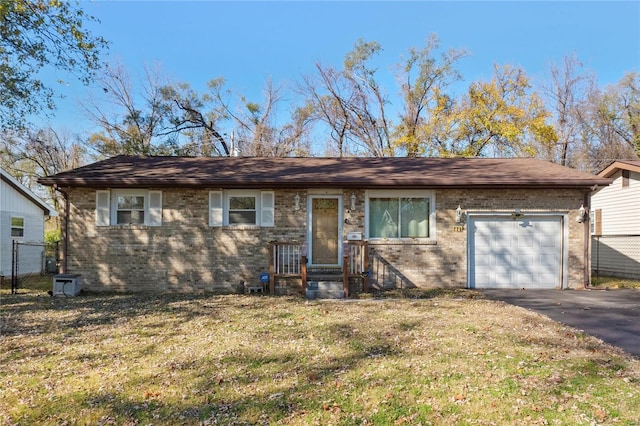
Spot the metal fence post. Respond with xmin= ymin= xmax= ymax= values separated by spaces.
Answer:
xmin=11 ymin=239 xmax=18 ymax=294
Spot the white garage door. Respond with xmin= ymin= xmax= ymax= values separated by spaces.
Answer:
xmin=470 ymin=216 xmax=563 ymax=289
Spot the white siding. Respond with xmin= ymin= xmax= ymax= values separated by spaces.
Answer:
xmin=0 ymin=211 xmax=46 ymax=276
xmin=591 ymin=170 xmax=640 ymax=235
xmin=1 ymin=179 xmax=45 ymax=217
xmin=0 ymin=178 xmax=47 ymax=276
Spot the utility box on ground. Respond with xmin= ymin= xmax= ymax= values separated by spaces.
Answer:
xmin=53 ymin=274 xmax=82 ymax=296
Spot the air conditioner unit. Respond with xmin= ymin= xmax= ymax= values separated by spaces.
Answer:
xmin=53 ymin=274 xmax=82 ymax=296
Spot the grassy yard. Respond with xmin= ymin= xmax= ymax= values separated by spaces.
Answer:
xmin=1 ymin=289 xmax=639 ymax=425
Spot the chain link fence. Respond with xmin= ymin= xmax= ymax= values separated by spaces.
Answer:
xmin=592 ymin=235 xmax=640 ymax=280
xmin=9 ymin=241 xmax=60 ymax=294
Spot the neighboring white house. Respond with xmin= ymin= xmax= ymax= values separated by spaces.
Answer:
xmin=0 ymin=168 xmax=57 ymax=278
xmin=591 ymin=160 xmax=640 ymax=279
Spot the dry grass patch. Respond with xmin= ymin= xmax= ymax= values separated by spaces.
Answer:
xmin=1 ymin=290 xmax=639 ymax=425
xmin=591 ymin=276 xmax=640 ymax=289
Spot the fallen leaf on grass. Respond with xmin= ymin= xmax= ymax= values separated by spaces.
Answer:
xmin=143 ymin=390 xmax=160 ymax=399
xmin=594 ymin=408 xmax=607 ymax=422
xmin=395 ymin=414 xmax=417 ymax=425
xmin=322 ymin=402 xmax=342 ymax=413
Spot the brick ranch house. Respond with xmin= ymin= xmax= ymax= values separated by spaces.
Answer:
xmin=38 ymin=156 xmax=611 ymax=295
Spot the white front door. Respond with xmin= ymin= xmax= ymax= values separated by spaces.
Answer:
xmin=469 ymin=216 xmax=564 ymax=289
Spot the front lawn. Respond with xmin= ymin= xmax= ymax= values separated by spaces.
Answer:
xmin=1 ymin=290 xmax=638 ymax=425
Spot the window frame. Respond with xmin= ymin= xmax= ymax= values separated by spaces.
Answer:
xmin=365 ymin=190 xmax=436 ymax=241
xmin=96 ymin=189 xmax=162 ymax=227
xmin=622 ymin=170 xmax=630 ymax=188
xmin=227 ymin=191 xmax=258 ymax=226
xmin=113 ymin=190 xmax=147 ymax=225
xmin=10 ymin=216 xmax=24 ymax=238
xmin=209 ymin=189 xmax=275 ymax=228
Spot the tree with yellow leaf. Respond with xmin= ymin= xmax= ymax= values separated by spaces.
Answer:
xmin=392 ymin=34 xmax=467 ymax=157
xmin=425 ymin=64 xmax=558 ymax=158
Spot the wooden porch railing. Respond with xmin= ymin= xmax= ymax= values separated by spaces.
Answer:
xmin=269 ymin=240 xmax=369 ymax=297
xmin=342 ymin=240 xmax=370 ymax=297
xmin=268 ymin=241 xmax=307 ymax=294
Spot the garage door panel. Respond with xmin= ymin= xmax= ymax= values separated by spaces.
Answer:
xmin=494 ymin=252 xmax=512 ymax=262
xmin=475 ymin=233 xmax=492 ymax=247
xmin=471 ymin=216 xmax=563 ymax=289
xmin=536 ymin=220 xmax=559 ymax=230
xmin=474 ymin=254 xmax=492 ymax=267
xmin=492 ymin=264 xmax=513 ymax=274
xmin=517 ymin=235 xmax=535 ymax=248
xmin=516 ymin=254 xmax=535 ymax=267
xmin=495 ymin=273 xmax=513 ymax=286
xmin=539 ymin=273 xmax=558 ymax=284
xmin=516 ymin=273 xmax=535 ymax=285
xmin=539 ymin=254 xmax=558 ymax=268
xmin=538 ymin=236 xmax=558 ymax=248
xmin=475 ymin=273 xmax=491 ymax=285
xmin=538 ymin=231 xmax=560 ymax=248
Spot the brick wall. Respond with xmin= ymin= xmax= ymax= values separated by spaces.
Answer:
xmin=63 ymin=187 xmax=588 ymax=293
xmin=368 ymin=189 xmax=588 ymax=289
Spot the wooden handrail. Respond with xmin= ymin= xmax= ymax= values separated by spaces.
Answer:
xmin=343 ymin=240 xmax=369 ymax=296
xmin=269 ymin=240 xmax=368 ymax=297
xmin=301 ymin=256 xmax=307 ymax=290
xmin=269 ymin=241 xmax=306 ymax=295
xmin=343 ymin=254 xmax=349 ymax=298
xmin=268 ymin=242 xmax=275 ymax=294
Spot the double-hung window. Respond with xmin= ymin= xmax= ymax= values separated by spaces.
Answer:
xmin=366 ymin=190 xmax=435 ymax=239
xmin=116 ymin=194 xmax=146 ymax=224
xmin=11 ymin=217 xmax=24 ymax=237
xmin=228 ymin=195 xmax=257 ymax=225
xmin=209 ymin=190 xmax=274 ymax=227
xmin=96 ymin=189 xmax=163 ymax=226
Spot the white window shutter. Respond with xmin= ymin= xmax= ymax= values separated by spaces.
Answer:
xmin=209 ymin=191 xmax=223 ymax=226
xmin=96 ymin=190 xmax=110 ymax=226
xmin=260 ymin=191 xmax=275 ymax=227
xmin=148 ymin=191 xmax=162 ymax=226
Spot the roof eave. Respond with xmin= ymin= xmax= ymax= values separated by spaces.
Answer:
xmin=598 ymin=161 xmax=640 ymax=177
xmin=38 ymin=178 xmax=612 ymax=191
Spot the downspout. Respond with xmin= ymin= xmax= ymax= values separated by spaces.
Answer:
xmin=583 ymin=191 xmax=591 ymax=289
xmin=53 ymin=185 xmax=69 ymax=274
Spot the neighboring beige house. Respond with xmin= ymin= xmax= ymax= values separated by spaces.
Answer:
xmin=1 ymin=168 xmax=57 ymax=279
xmin=591 ymin=160 xmax=640 ymax=280
xmin=39 ymin=155 xmax=611 ymax=295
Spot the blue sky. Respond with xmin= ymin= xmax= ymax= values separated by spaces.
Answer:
xmin=45 ymin=1 xmax=640 ymax=136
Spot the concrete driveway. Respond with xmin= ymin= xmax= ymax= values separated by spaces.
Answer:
xmin=482 ymin=289 xmax=640 ymax=358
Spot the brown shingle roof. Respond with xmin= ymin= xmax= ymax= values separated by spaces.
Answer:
xmin=38 ymin=155 xmax=612 ymax=189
